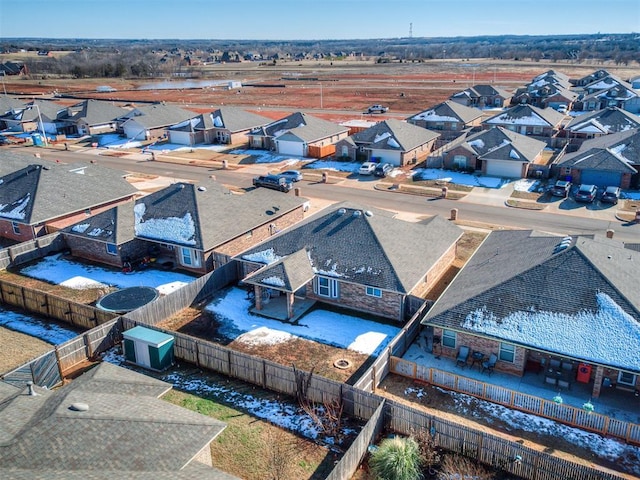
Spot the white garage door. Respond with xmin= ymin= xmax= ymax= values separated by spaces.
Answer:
xmin=168 ymin=130 xmax=192 ymax=145
xmin=486 ymin=160 xmax=523 ymax=178
xmin=277 ymin=140 xmax=305 ymax=156
xmin=371 ymin=150 xmax=402 ymax=166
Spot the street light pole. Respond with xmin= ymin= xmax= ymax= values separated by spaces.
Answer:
xmin=28 ymin=103 xmax=48 ymax=147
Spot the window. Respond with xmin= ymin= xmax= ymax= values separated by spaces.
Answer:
xmin=449 ymin=122 xmax=458 ymax=130
xmin=105 ymin=243 xmax=118 ymax=255
xmin=315 ymin=276 xmax=338 ymax=298
xmin=499 ymin=343 xmax=515 ymax=363
xmin=532 ymin=126 xmax=543 ymax=135
xmin=180 ymin=247 xmax=201 ymax=268
xmin=442 ymin=329 xmax=456 ymax=349
xmin=453 ymin=155 xmax=467 ymax=169
xmin=365 ymin=286 xmax=382 ymax=298
xmin=618 ymin=371 xmax=636 ymax=387
xmin=11 ymin=222 xmax=20 ymax=235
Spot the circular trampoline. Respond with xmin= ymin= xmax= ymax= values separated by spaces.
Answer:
xmin=96 ymin=286 xmax=159 ymax=314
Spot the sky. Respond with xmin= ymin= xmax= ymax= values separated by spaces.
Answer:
xmin=0 ymin=0 xmax=638 ymax=40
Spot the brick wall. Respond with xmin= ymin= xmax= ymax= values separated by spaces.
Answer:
xmin=306 ymin=279 xmax=404 ymax=321
xmin=215 ymin=207 xmax=305 ymax=258
xmin=433 ymin=328 xmax=525 ymax=376
xmin=443 ymin=145 xmax=477 ymax=171
xmin=64 ymin=235 xmax=149 ymax=268
xmin=0 ymin=219 xmax=36 ymax=242
xmin=410 ymin=243 xmax=457 ymax=298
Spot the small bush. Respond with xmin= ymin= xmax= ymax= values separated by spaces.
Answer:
xmin=369 ymin=436 xmax=423 ymax=480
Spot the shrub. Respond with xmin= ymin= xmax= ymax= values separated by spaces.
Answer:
xmin=369 ymin=436 xmax=423 ymax=480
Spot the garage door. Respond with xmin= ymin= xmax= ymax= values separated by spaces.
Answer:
xmin=168 ymin=130 xmax=192 ymax=145
xmin=371 ymin=150 xmax=402 ymax=166
xmin=485 ymin=160 xmax=523 ymax=178
xmin=276 ymin=140 xmax=305 ymax=156
xmin=580 ymin=170 xmax=621 ymax=188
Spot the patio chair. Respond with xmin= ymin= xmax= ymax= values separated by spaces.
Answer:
xmin=549 ymin=358 xmax=561 ymax=370
xmin=456 ymin=346 xmax=470 ymax=367
xmin=482 ymin=353 xmax=498 ymax=375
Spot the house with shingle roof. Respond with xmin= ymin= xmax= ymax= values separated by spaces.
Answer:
xmin=168 ymin=106 xmax=271 ymax=146
xmin=441 ymin=126 xmax=546 ymax=178
xmin=55 ymin=99 xmax=129 ymax=136
xmin=1 ymin=99 xmax=61 ymax=135
xmin=121 ymin=103 xmax=195 ymax=140
xmin=483 ymin=104 xmax=565 ymax=141
xmin=555 ymin=128 xmax=639 ymax=188
xmin=421 ymin=230 xmax=640 ymax=399
xmin=449 ymin=84 xmax=511 ymax=108
xmin=570 ymin=69 xmax=611 ymax=87
xmin=0 ymin=361 xmax=238 ymax=479
xmin=563 ymin=107 xmax=640 ymax=145
xmin=577 ymin=80 xmax=640 ymax=114
xmin=0 ymin=96 xmax=26 ymax=130
xmin=68 ymin=179 xmax=309 ymax=274
xmin=349 ymin=118 xmax=440 ymax=167
xmin=236 ymin=202 xmax=463 ymax=322
xmin=247 ymin=111 xmax=349 ymax=157
xmin=0 ymin=156 xmax=138 ymax=243
xmin=511 ymin=70 xmax=574 ymax=109
xmin=408 ymin=100 xmax=483 ymax=132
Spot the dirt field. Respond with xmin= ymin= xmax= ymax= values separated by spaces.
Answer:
xmin=0 ymin=327 xmax=53 ymax=374
xmin=5 ymin=58 xmax=639 ymax=125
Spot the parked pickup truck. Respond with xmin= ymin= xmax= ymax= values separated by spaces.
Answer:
xmin=366 ymin=104 xmax=389 ymax=114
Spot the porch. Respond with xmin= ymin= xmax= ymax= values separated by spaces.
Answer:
xmin=250 ymin=292 xmax=316 ymax=323
xmin=402 ymin=343 xmax=640 ymax=425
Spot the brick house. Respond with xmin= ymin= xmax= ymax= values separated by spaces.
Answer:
xmin=120 ymin=103 xmax=195 ymax=140
xmin=511 ymin=70 xmax=572 ymax=108
xmin=449 ymin=84 xmax=511 ymax=108
xmin=555 ymin=129 xmax=639 ymax=188
xmin=55 ymin=99 xmax=129 ymax=136
xmin=408 ymin=100 xmax=483 ymax=133
xmin=235 ymin=203 xmax=463 ymax=322
xmin=246 ymin=111 xmax=349 ymax=157
xmin=421 ymin=229 xmax=640 ymax=399
xmin=121 ymin=180 xmax=308 ymax=275
xmin=440 ymin=126 xmax=546 ymax=179
xmin=350 ymin=118 xmax=440 ymax=167
xmin=0 ymin=158 xmax=137 ymax=243
xmin=483 ymin=104 xmax=565 ymax=141
xmin=168 ymin=106 xmax=271 ymax=146
xmin=562 ymin=107 xmax=640 ymax=146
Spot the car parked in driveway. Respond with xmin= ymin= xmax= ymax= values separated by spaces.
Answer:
xmin=601 ymin=186 xmax=621 ymax=205
xmin=574 ymin=184 xmax=597 ymax=203
xmin=277 ymin=170 xmax=303 ymax=182
xmin=374 ymin=163 xmax=393 ymax=177
xmin=252 ymin=174 xmax=293 ymax=192
xmin=359 ymin=161 xmax=377 ymax=175
xmin=550 ymin=180 xmax=572 ymax=198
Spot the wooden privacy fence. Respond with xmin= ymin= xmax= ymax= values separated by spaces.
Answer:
xmin=1 ymin=350 xmax=61 ymax=389
xmin=390 ymin=357 xmax=640 ymax=446
xmin=0 ymin=278 xmax=115 ymax=329
xmin=385 ymin=398 xmax=626 ymax=480
xmin=0 ymin=232 xmax=66 ymax=269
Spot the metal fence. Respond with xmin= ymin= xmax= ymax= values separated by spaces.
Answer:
xmin=390 ymin=357 xmax=640 ymax=446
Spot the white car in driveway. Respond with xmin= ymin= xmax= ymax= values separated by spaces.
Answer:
xmin=359 ymin=162 xmax=377 ymax=175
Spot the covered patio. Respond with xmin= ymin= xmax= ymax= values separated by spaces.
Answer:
xmin=402 ymin=343 xmax=640 ymax=424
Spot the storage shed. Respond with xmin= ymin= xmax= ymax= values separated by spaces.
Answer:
xmin=123 ymin=326 xmax=174 ymax=371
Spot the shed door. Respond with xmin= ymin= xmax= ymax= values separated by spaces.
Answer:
xmin=135 ymin=341 xmax=151 ymax=368
xmin=277 ymin=140 xmax=305 ymax=156
xmin=580 ymin=170 xmax=622 ymax=188
xmin=485 ymin=160 xmax=523 ymax=178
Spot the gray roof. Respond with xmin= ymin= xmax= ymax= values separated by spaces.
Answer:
xmin=251 ymin=112 xmax=348 ymax=142
xmin=243 ymin=248 xmax=315 ymax=292
xmin=197 ymin=106 xmax=271 ymax=133
xmin=62 ymin=99 xmax=128 ymax=126
xmin=123 ymin=103 xmax=194 ymax=129
xmin=0 ymin=362 xmax=235 ymax=479
xmin=450 ymin=126 xmax=545 ymax=163
xmin=451 ymin=84 xmax=511 ymax=101
xmin=0 ymin=96 xmax=26 ymax=116
xmin=565 ymin=107 xmax=640 ymax=134
xmin=0 ymin=158 xmax=137 ymax=225
xmin=422 ymin=230 xmax=640 ymax=371
xmin=134 ymin=180 xmax=307 ymax=251
xmin=237 ymin=202 xmax=462 ymax=294
xmin=558 ymin=128 xmax=640 ymax=170
xmin=410 ymin=100 xmax=482 ymax=125
xmin=63 ymin=200 xmax=136 ymax=245
xmin=353 ymin=118 xmax=439 ymax=152
xmin=484 ymin=104 xmax=565 ymax=128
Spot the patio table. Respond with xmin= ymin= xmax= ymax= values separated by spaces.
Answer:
xmin=470 ymin=351 xmax=485 ymax=369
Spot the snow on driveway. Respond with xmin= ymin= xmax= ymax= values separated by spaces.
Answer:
xmin=20 ymin=253 xmax=195 ymax=292
xmin=206 ymin=287 xmax=400 ymax=356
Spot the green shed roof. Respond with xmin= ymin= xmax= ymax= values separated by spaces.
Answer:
xmin=123 ymin=326 xmax=174 ymax=347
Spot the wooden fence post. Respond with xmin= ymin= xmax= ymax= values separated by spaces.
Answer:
xmin=54 ymin=347 xmax=65 ymax=381
xmin=194 ymin=341 xmax=200 ymax=368
xmin=84 ymin=333 xmax=93 ymax=359
xmin=371 ymin=366 xmax=376 ymax=393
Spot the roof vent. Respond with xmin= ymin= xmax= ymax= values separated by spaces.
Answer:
xmin=364 ymin=210 xmax=373 ymax=217
xmin=337 ymin=208 xmax=346 ymax=216
xmin=352 ymin=210 xmax=362 ymax=218
xmin=553 ymin=236 xmax=573 ymax=254
xmin=27 ymin=381 xmax=38 ymax=396
xmin=42 ymin=165 xmax=50 ymax=170
xmin=69 ymin=402 xmax=89 ymax=412
xmin=197 ymin=186 xmax=206 ymax=192
xmin=178 ymin=184 xmax=185 ymax=189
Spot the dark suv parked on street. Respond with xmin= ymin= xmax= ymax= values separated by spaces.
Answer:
xmin=252 ymin=175 xmax=293 ymax=192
